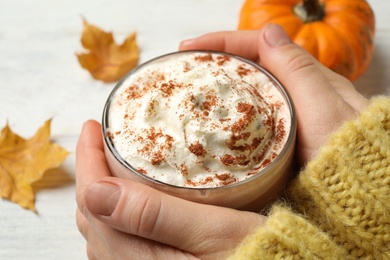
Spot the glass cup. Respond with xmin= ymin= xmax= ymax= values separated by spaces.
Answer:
xmin=102 ymin=51 xmax=297 ymax=212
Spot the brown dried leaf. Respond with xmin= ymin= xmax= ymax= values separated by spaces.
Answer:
xmin=76 ymin=19 xmax=140 ymax=83
xmin=0 ymin=120 xmax=69 ymax=212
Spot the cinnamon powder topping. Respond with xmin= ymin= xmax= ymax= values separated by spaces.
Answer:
xmin=189 ymin=142 xmax=207 ymax=157
xmin=237 ymin=65 xmax=252 ymax=77
xmin=109 ymin=52 xmax=290 ymax=188
xmin=194 ymin=53 xmax=213 ymax=62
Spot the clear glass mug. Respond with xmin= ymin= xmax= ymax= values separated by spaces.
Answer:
xmin=102 ymin=51 xmax=297 ymax=212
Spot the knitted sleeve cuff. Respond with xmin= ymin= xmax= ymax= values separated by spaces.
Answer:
xmin=228 ymin=205 xmax=346 ymax=259
xmin=229 ymin=97 xmax=390 ymax=259
xmin=288 ymin=96 xmax=390 ymax=258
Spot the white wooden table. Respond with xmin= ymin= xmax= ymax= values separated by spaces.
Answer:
xmin=0 ymin=1 xmax=389 ymax=259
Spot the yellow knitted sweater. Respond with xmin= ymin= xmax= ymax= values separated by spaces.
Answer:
xmin=229 ymin=97 xmax=390 ymax=259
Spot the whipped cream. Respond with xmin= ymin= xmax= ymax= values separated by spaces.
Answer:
xmin=106 ymin=52 xmax=291 ymax=187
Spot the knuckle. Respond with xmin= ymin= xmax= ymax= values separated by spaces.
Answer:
xmin=76 ymin=209 xmax=89 ymax=239
xmin=75 ymin=191 xmax=85 ymax=211
xmin=285 ymin=49 xmax=318 ymax=75
xmin=126 ymin=193 xmax=163 ymax=238
xmin=75 ymin=183 xmax=90 ymax=215
xmin=86 ymin=245 xmax=97 ymax=260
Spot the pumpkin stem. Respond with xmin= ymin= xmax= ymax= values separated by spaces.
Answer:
xmin=294 ymin=0 xmax=325 ymax=23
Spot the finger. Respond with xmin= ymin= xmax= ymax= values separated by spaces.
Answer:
xmin=86 ymin=245 xmax=97 ymax=260
xmin=83 ymin=178 xmax=265 ymax=259
xmin=78 ymin=205 xmax=195 ymax=259
xmin=77 ymin=208 xmax=117 ymax=260
xmin=76 ymin=208 xmax=89 ymax=241
xmin=257 ymin=24 xmax=362 ymax=164
xmin=258 ymin=23 xmax=364 ymax=111
xmin=259 ymin=24 xmax=342 ymax=104
xmin=258 ymin=24 xmax=363 ymax=117
xmin=75 ymin=120 xmax=112 ymax=211
xmin=179 ymin=30 xmax=262 ymax=62
xmin=76 ymin=208 xmax=112 ymax=260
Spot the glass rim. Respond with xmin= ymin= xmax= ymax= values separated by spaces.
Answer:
xmin=102 ymin=50 xmax=297 ymax=191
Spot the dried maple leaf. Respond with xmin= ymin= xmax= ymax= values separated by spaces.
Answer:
xmin=0 ymin=119 xmax=69 ymax=212
xmin=76 ymin=19 xmax=140 ymax=83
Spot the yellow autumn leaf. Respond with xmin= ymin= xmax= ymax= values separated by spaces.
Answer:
xmin=0 ymin=119 xmax=69 ymax=212
xmin=76 ymin=18 xmax=140 ymax=83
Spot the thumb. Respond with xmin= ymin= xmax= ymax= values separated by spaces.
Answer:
xmin=82 ymin=177 xmax=264 ymax=257
xmin=259 ymin=23 xmax=339 ymax=107
xmin=259 ymin=24 xmax=357 ymax=164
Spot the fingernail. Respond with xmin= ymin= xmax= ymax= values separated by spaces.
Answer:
xmin=263 ymin=24 xmax=292 ymax=48
xmin=81 ymin=121 xmax=88 ymax=134
xmin=81 ymin=120 xmax=92 ymax=135
xmin=85 ymin=181 xmax=121 ymax=216
xmin=179 ymin=39 xmax=195 ymax=49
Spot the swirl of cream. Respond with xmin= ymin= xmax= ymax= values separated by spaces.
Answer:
xmin=108 ymin=52 xmax=288 ymax=187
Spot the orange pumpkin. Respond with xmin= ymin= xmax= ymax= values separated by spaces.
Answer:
xmin=238 ymin=0 xmax=375 ymax=81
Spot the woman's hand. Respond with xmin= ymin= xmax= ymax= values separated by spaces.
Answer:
xmin=76 ymin=120 xmax=265 ymax=259
xmin=76 ymin=24 xmax=369 ymax=259
xmin=180 ymin=24 xmax=369 ymax=166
